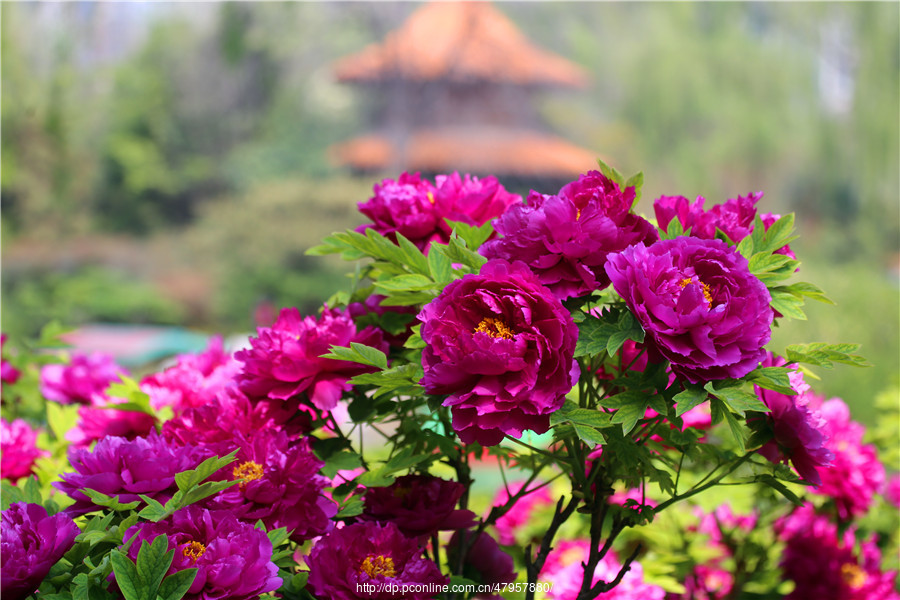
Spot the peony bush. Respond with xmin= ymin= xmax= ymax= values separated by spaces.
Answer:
xmin=1 ymin=162 xmax=897 ymax=600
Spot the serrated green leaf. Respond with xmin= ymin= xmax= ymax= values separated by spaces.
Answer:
xmin=756 ymin=213 xmax=797 ymax=254
xmin=448 ymin=220 xmax=496 ymax=251
xmin=603 ymin=391 xmax=650 ymax=435
xmin=673 ymin=386 xmax=708 ymax=417
xmin=565 ymin=408 xmax=612 ymax=429
xmin=770 ymin=290 xmax=807 ymax=320
xmin=746 ymin=366 xmax=795 ymax=395
xmin=573 ymin=423 xmax=606 ymax=446
xmin=373 ymin=274 xmax=436 ymax=293
xmin=137 ymin=495 xmax=168 ymax=522
xmin=394 ymin=233 xmax=431 ymax=276
xmin=748 ymin=252 xmax=795 ymax=274
xmin=427 ymin=247 xmax=453 ymax=282
xmin=109 ymin=551 xmax=141 ymax=600
xmin=174 ymin=450 xmax=238 ymax=493
xmin=157 ymin=568 xmax=197 ymax=600
xmin=596 ymin=157 xmax=625 ymax=186
xmin=785 ymin=342 xmax=870 ymax=369
xmin=436 ymin=237 xmax=487 ymax=270
xmin=704 ymin=381 xmax=769 ymax=416
xmin=136 ymin=535 xmax=172 ymax=598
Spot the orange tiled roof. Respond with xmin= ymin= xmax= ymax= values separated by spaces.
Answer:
xmin=333 ymin=2 xmax=588 ymax=88
xmin=330 ymin=128 xmax=598 ymax=178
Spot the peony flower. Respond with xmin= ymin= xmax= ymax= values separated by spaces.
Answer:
xmin=418 ymin=259 xmax=579 ymax=445
xmin=235 ymin=306 xmax=388 ymax=411
xmin=490 ymin=481 xmax=554 ymax=546
xmin=205 ymin=430 xmax=336 ymax=542
xmin=141 ymin=336 xmax=241 ymax=415
xmin=1 ymin=503 xmax=80 ymax=600
xmin=481 ymin=170 xmax=658 ymax=300
xmin=447 ymin=531 xmax=516 ymax=597
xmin=356 ymin=172 xmax=443 ymax=251
xmin=540 ymin=539 xmax=665 ymax=600
xmin=1 ymin=334 xmax=20 ymax=386
xmin=432 ymin=171 xmax=521 ymax=235
xmin=1 ymin=418 xmax=47 ymax=482
xmin=605 ymin=237 xmax=772 ymax=383
xmin=814 ymin=398 xmax=885 ymax=518
xmin=361 ymin=474 xmax=476 ymax=538
xmin=347 ymin=294 xmax=418 ymax=348
xmin=777 ymin=504 xmax=899 ymax=600
xmin=65 ymin=404 xmax=157 ymax=447
xmin=886 ymin=474 xmax=900 ymax=508
xmin=306 ymin=521 xmax=447 ymax=600
xmin=39 ymin=351 xmax=127 ymax=405
xmin=55 ymin=431 xmax=212 ymax=515
xmin=120 ymin=505 xmax=281 ymax=600
xmin=751 ymin=355 xmax=833 ymax=485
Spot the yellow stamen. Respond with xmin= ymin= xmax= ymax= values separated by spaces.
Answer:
xmin=427 ymin=191 xmax=435 ymax=204
xmin=360 ymin=554 xmax=396 ymax=578
xmin=233 ymin=461 xmax=264 ymax=486
xmin=679 ymin=277 xmax=713 ymax=305
xmin=841 ymin=563 xmax=866 ymax=589
xmin=182 ymin=540 xmax=206 ymax=562
xmin=474 ymin=317 xmax=516 ymax=340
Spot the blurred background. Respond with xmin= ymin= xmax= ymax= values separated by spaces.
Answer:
xmin=1 ymin=2 xmax=897 ymax=423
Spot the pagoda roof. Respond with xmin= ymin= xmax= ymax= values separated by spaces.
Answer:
xmin=333 ymin=2 xmax=588 ymax=88
xmin=330 ymin=128 xmax=598 ymax=178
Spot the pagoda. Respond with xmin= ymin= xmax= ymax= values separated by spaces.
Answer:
xmin=330 ymin=1 xmax=597 ymax=188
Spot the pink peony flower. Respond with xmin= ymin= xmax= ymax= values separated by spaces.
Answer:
xmin=356 ymin=172 xmax=443 ymax=251
xmin=0 ymin=418 xmax=47 ymax=482
xmin=432 ymin=171 xmax=521 ymax=235
xmin=40 ymin=351 xmax=127 ymax=405
xmin=491 ymin=481 xmax=554 ymax=545
xmin=1 ymin=503 xmax=80 ymax=600
xmin=205 ymin=430 xmax=337 ymax=543
xmin=751 ymin=355 xmax=833 ymax=485
xmin=886 ymin=474 xmax=900 ymax=508
xmin=235 ymin=306 xmax=388 ymax=411
xmin=540 ymin=539 xmax=665 ymax=600
xmin=141 ymin=336 xmax=241 ymax=415
xmin=65 ymin=404 xmax=157 ymax=447
xmin=121 ymin=505 xmax=281 ymax=600
xmin=361 ymin=474 xmax=476 ymax=539
xmin=306 ymin=521 xmax=448 ymax=600
xmin=418 ymin=259 xmax=579 ymax=445
xmin=605 ymin=237 xmax=773 ymax=383
xmin=813 ymin=398 xmax=885 ymax=519
xmin=777 ymin=504 xmax=900 ymax=600
xmin=481 ymin=170 xmax=658 ymax=300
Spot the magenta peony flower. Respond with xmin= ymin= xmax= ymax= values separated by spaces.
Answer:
xmin=432 ymin=171 xmax=521 ymax=235
xmin=55 ymin=431 xmax=212 ymax=515
xmin=1 ymin=418 xmax=47 ymax=482
xmin=205 ymin=430 xmax=336 ymax=542
xmin=1 ymin=334 xmax=20 ymax=385
xmin=121 ymin=505 xmax=281 ymax=600
xmin=540 ymin=539 xmax=665 ymax=600
xmin=752 ymin=356 xmax=833 ymax=485
xmin=235 ymin=306 xmax=388 ymax=411
xmin=141 ymin=336 xmax=241 ymax=415
xmin=447 ymin=531 xmax=516 ymax=597
xmin=306 ymin=521 xmax=448 ymax=600
xmin=777 ymin=504 xmax=899 ymax=600
xmin=1 ymin=503 xmax=80 ymax=600
xmin=605 ymin=237 xmax=772 ymax=383
xmin=418 ymin=259 xmax=579 ymax=445
xmin=361 ymin=474 xmax=476 ymax=539
xmin=481 ymin=170 xmax=658 ymax=300
xmin=356 ymin=172 xmax=443 ymax=251
xmin=813 ymin=398 xmax=885 ymax=518
xmin=40 ymin=351 xmax=128 ymax=405
xmin=491 ymin=481 xmax=554 ymax=546
xmin=886 ymin=474 xmax=900 ymax=508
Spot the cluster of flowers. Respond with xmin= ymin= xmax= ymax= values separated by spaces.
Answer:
xmin=1 ymin=168 xmax=898 ymax=600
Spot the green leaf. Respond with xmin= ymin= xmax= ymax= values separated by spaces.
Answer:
xmin=321 ymin=450 xmax=362 ymax=479
xmin=757 ymin=475 xmax=804 ymax=506
xmin=596 ymin=157 xmax=625 ymax=186
xmin=710 ymin=397 xmax=746 ymax=453
xmin=383 ymin=447 xmax=433 ymax=474
xmin=573 ymin=423 xmax=606 ymax=446
xmin=447 ymin=220 xmax=495 ymax=250
xmin=607 ymin=311 xmax=644 ymax=356
xmin=769 ymin=289 xmax=807 ymax=320
xmin=625 ymin=171 xmax=644 ymax=205
xmin=373 ymin=274 xmax=436 ymax=293
xmin=394 ymin=233 xmax=431 ymax=276
xmin=106 ymin=377 xmax=155 ymax=415
xmin=136 ymin=536 xmax=173 ymax=597
xmin=22 ymin=474 xmax=42 ymax=504
xmin=81 ymin=488 xmax=140 ymax=512
xmin=266 ymin=527 xmax=291 ymax=547
xmin=335 ymin=496 xmax=365 ymax=518
xmin=673 ymin=386 xmax=708 ymax=417
xmin=109 ymin=551 xmax=141 ymax=600
xmin=785 ymin=342 xmax=870 ymax=369
xmin=137 ymin=495 xmax=169 ymax=522
xmin=356 ymin=469 xmax=395 ymax=488
xmin=747 ymin=252 xmax=796 ymax=275
xmin=179 ymin=480 xmax=240 ymax=508
xmin=756 ymin=214 xmax=797 ymax=255
xmin=781 ymin=281 xmax=835 ymax=305
xmin=1 ymin=480 xmax=24 ymax=510
xmin=435 ymin=237 xmax=487 ymax=270
xmin=603 ymin=391 xmax=651 ymax=435
xmin=565 ymin=408 xmax=613 ymax=429
xmin=46 ymin=402 xmax=80 ymax=442
xmin=660 ymin=216 xmax=687 ymax=240
xmin=174 ymin=450 xmax=238 ymax=493
xmin=746 ymin=366 xmax=795 ymax=395
xmin=157 ymin=568 xmax=197 ymax=600
xmin=704 ymin=381 xmax=769 ymax=416
xmin=427 ymin=247 xmax=453 ymax=283
xmin=321 ymin=342 xmax=388 ymax=370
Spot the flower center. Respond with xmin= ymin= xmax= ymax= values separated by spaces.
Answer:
xmin=474 ymin=317 xmax=515 ymax=340
xmin=360 ymin=554 xmax=396 ymax=578
xmin=679 ymin=277 xmax=713 ymax=305
xmin=427 ymin=191 xmax=435 ymax=204
xmin=182 ymin=540 xmax=206 ymax=562
xmin=233 ymin=460 xmax=264 ymax=485
xmin=840 ymin=563 xmax=866 ymax=589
